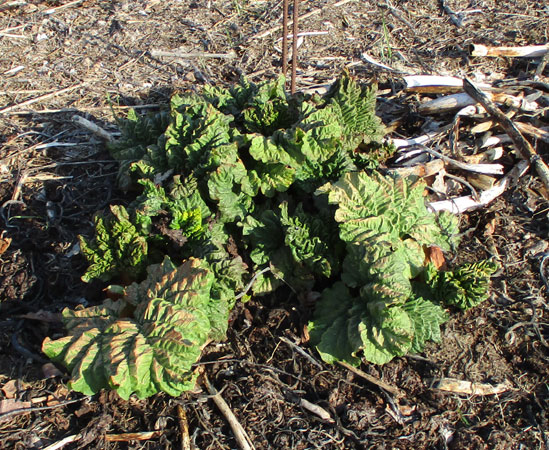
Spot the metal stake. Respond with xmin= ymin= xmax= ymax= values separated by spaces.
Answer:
xmin=282 ymin=0 xmax=289 ymax=77
xmin=290 ymin=0 xmax=299 ymax=94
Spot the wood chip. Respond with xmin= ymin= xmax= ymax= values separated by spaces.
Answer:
xmin=432 ymin=377 xmax=513 ymax=396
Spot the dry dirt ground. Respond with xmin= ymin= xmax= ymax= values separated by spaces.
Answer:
xmin=0 ymin=1 xmax=548 ymax=449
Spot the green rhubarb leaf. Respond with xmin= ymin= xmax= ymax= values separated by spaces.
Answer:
xmin=318 ymin=171 xmax=459 ymax=279
xmin=358 ymin=303 xmax=413 ymax=365
xmin=43 ymin=257 xmax=225 ymax=399
xmin=208 ymin=160 xmax=254 ymax=222
xmin=325 ymin=71 xmax=385 ymax=151
xmin=309 ymin=282 xmax=414 ymax=365
xmin=80 ymin=205 xmax=148 ymax=283
xmin=403 ymin=296 xmax=448 ymax=354
xmin=279 ymin=202 xmax=340 ymax=278
xmin=308 ymin=282 xmax=360 ymax=365
xmin=427 ymin=260 xmax=498 ymax=310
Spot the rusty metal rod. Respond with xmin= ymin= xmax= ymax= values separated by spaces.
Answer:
xmin=282 ymin=0 xmax=288 ymax=77
xmin=290 ymin=0 xmax=299 ymax=94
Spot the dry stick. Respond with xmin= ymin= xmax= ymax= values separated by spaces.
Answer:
xmin=105 ymin=431 xmax=162 ymax=442
xmin=3 ymin=104 xmax=161 ymax=115
xmin=439 ymin=0 xmax=464 ymax=27
xmin=428 ymin=160 xmax=529 ymax=213
xmin=290 ymin=0 xmax=299 ymax=94
xmin=279 ymin=336 xmax=323 ymax=369
xmin=337 ymin=361 xmax=404 ymax=398
xmin=72 ymin=115 xmax=115 ymax=142
xmin=298 ymin=398 xmax=333 ymax=422
xmin=0 ymin=83 xmax=86 ymax=115
xmin=42 ymin=434 xmax=80 ymax=450
xmin=149 ymin=49 xmax=236 ymax=60
xmin=421 ymin=146 xmax=504 ymax=175
xmin=177 ymin=405 xmax=192 ymax=450
xmin=203 ymin=374 xmax=256 ymax=450
xmin=463 ymin=77 xmax=549 ymax=191
xmin=42 ymin=0 xmax=83 ymax=15
xmin=253 ymin=0 xmax=354 ymax=39
xmin=282 ymin=0 xmax=289 ymax=77
xmin=0 ymin=396 xmax=89 ymax=423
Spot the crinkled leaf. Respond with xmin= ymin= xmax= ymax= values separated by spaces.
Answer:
xmin=403 ymin=296 xmax=448 ymax=354
xmin=325 ymin=72 xmax=385 ymax=151
xmin=427 ymin=260 xmax=498 ymax=310
xmin=279 ymin=202 xmax=340 ymax=278
xmin=43 ymin=257 xmax=226 ymax=399
xmin=208 ymin=160 xmax=254 ymax=222
xmin=309 ymin=283 xmax=414 ymax=365
xmin=80 ymin=205 xmax=148 ymax=283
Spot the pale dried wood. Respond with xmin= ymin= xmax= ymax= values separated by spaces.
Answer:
xmin=470 ymin=44 xmax=548 ymax=58
xmin=428 ymin=160 xmax=529 ymax=214
xmin=404 ymin=75 xmax=491 ymax=94
xmin=418 ymin=91 xmax=516 ymax=115
xmin=150 ymin=49 xmax=237 ymax=60
xmin=105 ymin=431 xmax=162 ymax=442
xmin=299 ymin=398 xmax=333 ymax=422
xmin=422 ymin=147 xmax=505 ymax=175
xmin=463 ymin=77 xmax=549 ymax=191
xmin=432 ymin=377 xmax=513 ymax=395
xmin=388 ymin=159 xmax=445 ymax=178
xmin=0 ymin=83 xmax=86 ymax=114
xmin=177 ymin=405 xmax=192 ymax=450
xmin=72 ymin=115 xmax=115 ymax=142
xmin=204 ymin=374 xmax=256 ymax=450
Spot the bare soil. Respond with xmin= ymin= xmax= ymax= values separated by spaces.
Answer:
xmin=0 ymin=1 xmax=547 ymax=449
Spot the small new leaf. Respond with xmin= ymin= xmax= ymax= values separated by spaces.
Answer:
xmin=80 ymin=205 xmax=148 ymax=283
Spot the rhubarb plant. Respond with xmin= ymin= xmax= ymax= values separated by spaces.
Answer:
xmin=44 ymin=73 xmax=497 ymax=399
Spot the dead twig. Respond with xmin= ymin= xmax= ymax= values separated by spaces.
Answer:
xmin=470 ymin=44 xmax=548 ymax=58
xmin=1 ymin=103 xmax=161 ymax=116
xmin=298 ymin=398 xmax=333 ymax=422
xmin=72 ymin=115 xmax=115 ymax=142
xmin=439 ymin=0 xmax=464 ymax=27
xmin=0 ymin=396 xmax=89 ymax=423
xmin=421 ymin=146 xmax=505 ymax=175
xmin=42 ymin=0 xmax=83 ymax=15
xmin=463 ymin=77 xmax=549 ymax=191
xmin=0 ymin=83 xmax=86 ymax=115
xmin=291 ymin=0 xmax=299 ymax=94
xmin=203 ymin=373 xmax=255 ymax=450
xmin=177 ymin=405 xmax=192 ymax=450
xmin=431 ymin=377 xmax=513 ymax=395
xmin=279 ymin=336 xmax=323 ymax=369
xmin=282 ymin=0 xmax=289 ymax=77
xmin=105 ymin=431 xmax=162 ymax=442
xmin=337 ymin=361 xmax=404 ymax=398
xmin=149 ymin=49 xmax=237 ymax=60
xmin=42 ymin=434 xmax=81 ymax=450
